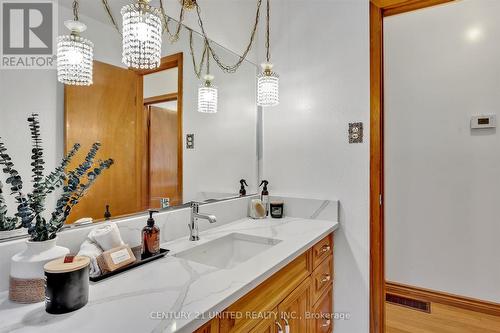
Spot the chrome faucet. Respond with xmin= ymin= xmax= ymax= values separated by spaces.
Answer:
xmin=189 ymin=202 xmax=217 ymax=241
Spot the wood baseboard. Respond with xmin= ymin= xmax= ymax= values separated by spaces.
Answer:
xmin=386 ymin=281 xmax=500 ymax=317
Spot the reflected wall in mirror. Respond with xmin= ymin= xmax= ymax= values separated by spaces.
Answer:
xmin=0 ymin=1 xmax=260 ymax=239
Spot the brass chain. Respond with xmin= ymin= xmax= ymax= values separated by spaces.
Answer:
xmin=189 ymin=30 xmax=208 ymax=79
xmin=159 ymin=0 xmax=185 ymax=43
xmin=266 ymin=0 xmax=270 ymax=63
xmin=72 ymin=0 xmax=79 ymax=21
xmin=194 ymin=0 xmax=262 ymax=73
xmin=99 ymin=0 xmax=262 ymax=74
xmin=101 ymin=0 xmax=121 ymax=35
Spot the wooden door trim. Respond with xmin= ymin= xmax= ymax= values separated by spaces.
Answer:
xmin=143 ymin=92 xmax=178 ymax=106
xmin=369 ymin=1 xmax=456 ymax=332
xmin=386 ymin=282 xmax=500 ymax=317
xmin=137 ymin=52 xmax=184 ymax=208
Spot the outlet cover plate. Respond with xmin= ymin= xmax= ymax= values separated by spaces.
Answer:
xmin=186 ymin=134 xmax=194 ymax=149
xmin=349 ymin=122 xmax=363 ymax=143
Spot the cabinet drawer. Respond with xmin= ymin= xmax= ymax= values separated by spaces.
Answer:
xmin=312 ymin=254 xmax=333 ymax=305
xmin=219 ymin=252 xmax=311 ymax=333
xmin=312 ymin=234 xmax=333 ymax=269
xmin=312 ymin=285 xmax=333 ymax=333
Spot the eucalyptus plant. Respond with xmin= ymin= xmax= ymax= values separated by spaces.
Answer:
xmin=0 ymin=114 xmax=113 ymax=241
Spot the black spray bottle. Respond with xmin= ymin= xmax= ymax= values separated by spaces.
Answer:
xmin=259 ymin=180 xmax=270 ymax=216
xmin=239 ymin=179 xmax=248 ymax=196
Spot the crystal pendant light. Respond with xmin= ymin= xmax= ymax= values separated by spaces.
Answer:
xmin=257 ymin=0 xmax=279 ymax=107
xmin=121 ymin=0 xmax=163 ymax=69
xmin=198 ymin=74 xmax=218 ymax=113
xmin=57 ymin=1 xmax=93 ymax=86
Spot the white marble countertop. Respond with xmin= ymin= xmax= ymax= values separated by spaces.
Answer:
xmin=0 ymin=217 xmax=338 ymax=333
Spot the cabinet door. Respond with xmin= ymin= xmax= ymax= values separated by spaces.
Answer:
xmin=278 ymin=277 xmax=313 ymax=333
xmin=312 ymin=285 xmax=333 ymax=333
xmin=249 ymin=309 xmax=279 ymax=333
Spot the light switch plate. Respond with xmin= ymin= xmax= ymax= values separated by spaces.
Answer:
xmin=186 ymin=134 xmax=194 ymax=149
xmin=349 ymin=122 xmax=363 ymax=143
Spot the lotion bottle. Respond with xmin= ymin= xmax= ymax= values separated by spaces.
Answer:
xmin=142 ymin=210 xmax=160 ymax=257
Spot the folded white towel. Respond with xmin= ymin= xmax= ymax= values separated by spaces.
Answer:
xmin=77 ymin=239 xmax=103 ymax=278
xmin=88 ymin=222 xmax=124 ymax=251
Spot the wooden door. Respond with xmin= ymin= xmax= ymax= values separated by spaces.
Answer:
xmin=148 ymin=105 xmax=181 ymax=207
xmin=65 ymin=60 xmax=141 ymax=223
xmin=278 ymin=277 xmax=313 ymax=333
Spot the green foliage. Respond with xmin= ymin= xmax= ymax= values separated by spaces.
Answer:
xmin=0 ymin=114 xmax=113 ymax=239
xmin=0 ymin=139 xmax=32 ymax=229
xmin=0 ymin=181 xmax=19 ymax=231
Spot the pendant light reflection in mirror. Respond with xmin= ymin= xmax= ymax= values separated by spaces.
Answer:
xmin=57 ymin=0 xmax=94 ymax=86
xmin=198 ymin=45 xmax=218 ymax=113
xmin=121 ymin=0 xmax=163 ymax=70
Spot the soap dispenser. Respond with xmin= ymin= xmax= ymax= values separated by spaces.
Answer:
xmin=259 ymin=180 xmax=270 ymax=216
xmin=142 ymin=210 xmax=160 ymax=258
xmin=239 ymin=179 xmax=248 ymax=196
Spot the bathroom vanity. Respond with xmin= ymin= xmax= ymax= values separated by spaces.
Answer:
xmin=0 ymin=214 xmax=338 ymax=333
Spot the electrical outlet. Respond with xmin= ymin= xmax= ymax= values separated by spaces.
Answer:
xmin=349 ymin=122 xmax=363 ymax=143
xmin=186 ymin=134 xmax=194 ymax=149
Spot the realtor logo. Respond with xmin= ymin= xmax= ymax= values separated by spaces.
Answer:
xmin=1 ymin=0 xmax=56 ymax=69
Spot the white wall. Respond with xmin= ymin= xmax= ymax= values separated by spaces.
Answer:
xmin=385 ymin=0 xmax=500 ymax=303
xmin=261 ymin=0 xmax=370 ymax=331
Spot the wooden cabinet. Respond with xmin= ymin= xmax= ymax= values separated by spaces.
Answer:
xmin=278 ymin=277 xmax=313 ymax=333
xmin=312 ymin=285 xmax=333 ymax=333
xmin=204 ymin=233 xmax=334 ymax=333
xmin=219 ymin=252 xmax=311 ymax=333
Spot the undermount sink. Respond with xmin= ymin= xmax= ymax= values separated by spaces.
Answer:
xmin=174 ymin=233 xmax=282 ymax=269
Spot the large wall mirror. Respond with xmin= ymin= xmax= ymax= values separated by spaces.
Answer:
xmin=0 ymin=1 xmax=260 ymax=239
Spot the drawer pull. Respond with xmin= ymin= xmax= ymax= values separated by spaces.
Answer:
xmin=321 ymin=274 xmax=331 ymax=283
xmin=275 ymin=321 xmax=284 ymax=333
xmin=283 ymin=317 xmax=290 ymax=333
xmin=320 ymin=245 xmax=331 ymax=253
xmin=322 ymin=319 xmax=331 ymax=328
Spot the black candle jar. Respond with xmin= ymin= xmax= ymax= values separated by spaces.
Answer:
xmin=44 ymin=256 xmax=90 ymax=314
xmin=270 ymin=201 xmax=284 ymax=218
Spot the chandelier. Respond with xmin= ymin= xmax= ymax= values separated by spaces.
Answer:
xmin=121 ymin=0 xmax=163 ymax=69
xmin=257 ymin=0 xmax=279 ymax=107
xmin=56 ymin=1 xmax=94 ymax=86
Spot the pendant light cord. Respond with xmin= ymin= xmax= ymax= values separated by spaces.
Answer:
xmin=266 ymin=0 xmax=270 ymax=63
xmin=72 ymin=0 xmax=79 ymax=21
xmin=205 ymin=41 xmax=210 ymax=76
xmin=101 ymin=0 xmax=122 ymax=35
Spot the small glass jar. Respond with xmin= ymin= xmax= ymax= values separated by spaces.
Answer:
xmin=270 ymin=201 xmax=284 ymax=219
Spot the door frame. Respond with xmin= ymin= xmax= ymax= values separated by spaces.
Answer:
xmin=136 ymin=53 xmax=184 ymax=210
xmin=369 ymin=1 xmax=454 ymax=332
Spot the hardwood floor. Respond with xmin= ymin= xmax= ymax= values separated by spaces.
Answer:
xmin=386 ymin=302 xmax=500 ymax=333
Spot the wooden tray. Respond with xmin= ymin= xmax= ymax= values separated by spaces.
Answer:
xmin=90 ymin=248 xmax=169 ymax=282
